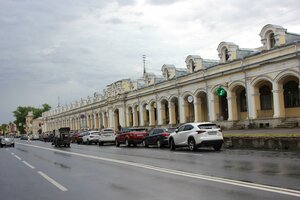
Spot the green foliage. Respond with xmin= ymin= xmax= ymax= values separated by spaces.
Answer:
xmin=0 ymin=124 xmax=8 ymax=134
xmin=13 ymin=104 xmax=51 ymax=134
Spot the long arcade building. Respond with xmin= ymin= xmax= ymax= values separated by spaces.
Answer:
xmin=42 ymin=24 xmax=300 ymax=132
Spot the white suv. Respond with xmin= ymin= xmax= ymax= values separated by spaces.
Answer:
xmin=82 ymin=131 xmax=100 ymax=145
xmin=169 ymin=122 xmax=223 ymax=151
xmin=98 ymin=128 xmax=116 ymax=146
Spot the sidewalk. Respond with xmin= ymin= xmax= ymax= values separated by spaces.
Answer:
xmin=223 ymin=128 xmax=300 ymax=137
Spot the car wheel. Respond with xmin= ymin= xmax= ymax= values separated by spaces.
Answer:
xmin=188 ymin=138 xmax=197 ymax=151
xmin=169 ymin=138 xmax=176 ymax=151
xmin=99 ymin=142 xmax=103 ymax=146
xmin=213 ymin=144 xmax=222 ymax=151
xmin=125 ymin=138 xmax=130 ymax=147
xmin=86 ymin=140 xmax=90 ymax=145
xmin=157 ymin=140 xmax=162 ymax=148
xmin=143 ymin=140 xmax=148 ymax=148
xmin=115 ymin=140 xmax=120 ymax=147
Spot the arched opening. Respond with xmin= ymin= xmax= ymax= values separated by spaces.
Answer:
xmin=269 ymin=32 xmax=276 ymax=48
xmin=170 ymin=97 xmax=179 ymax=125
xmin=143 ymin=104 xmax=150 ymax=126
xmin=195 ymin=92 xmax=208 ymax=122
xmin=284 ymin=80 xmax=299 ymax=108
xmin=103 ymin=112 xmax=109 ymax=128
xmin=184 ymin=95 xmax=195 ymax=122
xmin=230 ymin=85 xmax=248 ymax=121
xmin=260 ymin=85 xmax=273 ymax=110
xmin=190 ymin=60 xmax=196 ymax=72
xmin=95 ymin=114 xmax=99 ymax=129
xmin=253 ymin=80 xmax=274 ymax=118
xmin=128 ymin=107 xmax=133 ymax=127
xmin=149 ymin=102 xmax=157 ymax=126
xmin=134 ymin=105 xmax=140 ymax=127
xmin=160 ymin=99 xmax=169 ymax=125
xmin=114 ymin=109 xmax=120 ymax=131
xmin=222 ymin=47 xmax=229 ymax=62
xmin=278 ymin=75 xmax=300 ymax=118
xmin=219 ymin=95 xmax=228 ymax=121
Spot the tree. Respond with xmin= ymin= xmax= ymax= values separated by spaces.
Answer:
xmin=0 ymin=124 xmax=8 ymax=135
xmin=13 ymin=104 xmax=51 ymax=134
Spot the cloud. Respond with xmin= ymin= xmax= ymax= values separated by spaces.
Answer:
xmin=1 ymin=0 xmax=300 ymax=123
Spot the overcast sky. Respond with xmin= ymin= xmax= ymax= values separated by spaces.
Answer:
xmin=1 ymin=0 xmax=300 ymax=123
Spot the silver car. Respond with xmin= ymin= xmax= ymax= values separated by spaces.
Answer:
xmin=98 ymin=128 xmax=116 ymax=146
xmin=0 ymin=136 xmax=15 ymax=148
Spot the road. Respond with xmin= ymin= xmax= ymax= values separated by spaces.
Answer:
xmin=0 ymin=140 xmax=299 ymax=200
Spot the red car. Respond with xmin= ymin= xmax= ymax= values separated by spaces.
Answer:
xmin=115 ymin=128 xmax=147 ymax=147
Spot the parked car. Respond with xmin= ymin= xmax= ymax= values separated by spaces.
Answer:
xmin=115 ymin=128 xmax=147 ymax=147
xmin=0 ymin=136 xmax=15 ymax=148
xmin=75 ymin=132 xmax=87 ymax=144
xmin=70 ymin=132 xmax=81 ymax=143
xmin=20 ymin=134 xmax=28 ymax=140
xmin=82 ymin=131 xmax=100 ymax=145
xmin=98 ymin=128 xmax=116 ymax=146
xmin=143 ymin=128 xmax=174 ymax=148
xmin=168 ymin=122 xmax=223 ymax=151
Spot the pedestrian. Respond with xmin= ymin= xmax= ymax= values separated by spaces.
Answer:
xmin=27 ymin=135 xmax=30 ymax=143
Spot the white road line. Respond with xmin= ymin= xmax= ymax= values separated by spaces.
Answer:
xmin=11 ymin=152 xmax=15 ymax=155
xmin=37 ymin=171 xmax=68 ymax=192
xmin=17 ymin=142 xmax=300 ymax=197
xmin=14 ymin=155 xmax=22 ymax=160
xmin=22 ymin=161 xmax=36 ymax=169
xmin=173 ymin=152 xmax=203 ymax=156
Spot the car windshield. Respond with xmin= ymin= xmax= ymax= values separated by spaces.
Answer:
xmin=197 ymin=124 xmax=219 ymax=129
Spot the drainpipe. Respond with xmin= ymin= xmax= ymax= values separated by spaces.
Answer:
xmin=242 ymin=59 xmax=251 ymax=128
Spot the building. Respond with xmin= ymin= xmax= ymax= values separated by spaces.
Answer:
xmin=42 ymin=24 xmax=300 ymax=131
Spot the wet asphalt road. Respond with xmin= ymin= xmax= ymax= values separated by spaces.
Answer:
xmin=0 ymin=140 xmax=299 ymax=200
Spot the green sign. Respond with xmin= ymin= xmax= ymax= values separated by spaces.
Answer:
xmin=216 ymin=87 xmax=227 ymax=96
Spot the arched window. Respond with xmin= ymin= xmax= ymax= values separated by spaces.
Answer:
xmin=269 ymin=32 xmax=276 ymax=48
xmin=260 ymin=85 xmax=272 ymax=110
xmin=284 ymin=81 xmax=300 ymax=108
xmin=223 ymin=48 xmax=229 ymax=62
xmin=190 ymin=60 xmax=196 ymax=72
xmin=239 ymin=89 xmax=247 ymax=112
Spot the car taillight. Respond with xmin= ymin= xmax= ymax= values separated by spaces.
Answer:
xmin=161 ymin=133 xmax=169 ymax=137
xmin=197 ymin=130 xmax=206 ymax=134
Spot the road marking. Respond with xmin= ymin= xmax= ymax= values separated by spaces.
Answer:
xmin=37 ymin=171 xmax=68 ymax=192
xmin=22 ymin=161 xmax=36 ymax=169
xmin=14 ymin=155 xmax=22 ymax=160
xmin=11 ymin=152 xmax=15 ymax=155
xmin=173 ymin=152 xmax=203 ymax=156
xmin=17 ymin=142 xmax=300 ymax=197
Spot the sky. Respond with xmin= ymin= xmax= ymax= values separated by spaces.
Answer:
xmin=1 ymin=0 xmax=300 ymax=123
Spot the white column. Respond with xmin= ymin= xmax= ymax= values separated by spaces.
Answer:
xmin=179 ymin=96 xmax=186 ymax=123
xmin=272 ymin=82 xmax=285 ymax=118
xmin=139 ymin=104 xmax=145 ymax=126
xmin=208 ymin=92 xmax=216 ymax=121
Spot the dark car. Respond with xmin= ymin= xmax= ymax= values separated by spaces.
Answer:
xmin=0 ymin=136 xmax=15 ymax=148
xmin=76 ymin=132 xmax=88 ymax=144
xmin=115 ymin=128 xmax=147 ymax=147
xmin=143 ymin=128 xmax=174 ymax=148
xmin=70 ymin=132 xmax=81 ymax=143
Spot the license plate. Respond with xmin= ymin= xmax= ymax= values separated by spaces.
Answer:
xmin=208 ymin=131 xmax=217 ymax=135
xmin=137 ymin=134 xmax=144 ymax=137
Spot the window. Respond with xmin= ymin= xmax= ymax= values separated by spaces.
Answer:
xmin=224 ymin=48 xmax=229 ymax=61
xmin=183 ymin=125 xmax=193 ymax=131
xmin=260 ymin=85 xmax=272 ymax=110
xmin=269 ymin=33 xmax=276 ymax=48
xmin=177 ymin=125 xmax=185 ymax=132
xmin=284 ymin=81 xmax=300 ymax=108
xmin=240 ymin=89 xmax=247 ymax=112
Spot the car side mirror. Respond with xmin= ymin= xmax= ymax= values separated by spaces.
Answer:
xmin=175 ymin=129 xmax=179 ymax=133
